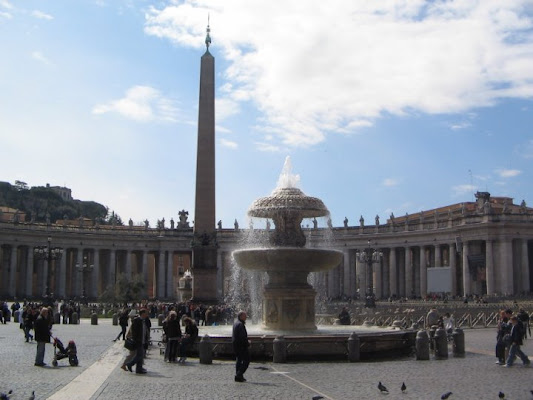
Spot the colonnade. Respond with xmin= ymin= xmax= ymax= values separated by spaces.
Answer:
xmin=0 ymin=243 xmax=191 ymax=300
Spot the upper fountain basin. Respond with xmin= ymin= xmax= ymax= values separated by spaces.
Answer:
xmin=248 ymin=187 xmax=329 ymax=219
xmin=233 ymin=248 xmax=343 ymax=273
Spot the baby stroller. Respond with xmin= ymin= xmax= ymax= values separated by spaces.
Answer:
xmin=52 ymin=337 xmax=79 ymax=367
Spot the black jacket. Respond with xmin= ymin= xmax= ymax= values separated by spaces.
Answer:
xmin=34 ymin=314 xmax=51 ymax=343
xmin=164 ymin=318 xmax=182 ymax=338
xmin=131 ymin=316 xmax=145 ymax=346
xmin=232 ymin=319 xmax=248 ymax=352
xmin=510 ymin=323 xmax=523 ymax=346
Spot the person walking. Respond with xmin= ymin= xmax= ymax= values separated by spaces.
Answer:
xmin=114 ymin=308 xmax=129 ymax=341
xmin=34 ymin=308 xmax=51 ymax=367
xmin=504 ymin=315 xmax=531 ymax=368
xmin=125 ymin=308 xmax=149 ymax=374
xmin=232 ymin=311 xmax=250 ymax=382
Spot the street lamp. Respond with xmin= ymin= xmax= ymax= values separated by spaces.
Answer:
xmin=356 ymin=240 xmax=383 ymax=307
xmin=34 ymin=236 xmax=64 ymax=305
xmin=76 ymin=255 xmax=94 ymax=304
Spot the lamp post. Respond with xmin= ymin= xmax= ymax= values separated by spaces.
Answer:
xmin=76 ymin=255 xmax=94 ymax=304
xmin=356 ymin=240 xmax=383 ymax=308
xmin=34 ymin=236 xmax=64 ymax=306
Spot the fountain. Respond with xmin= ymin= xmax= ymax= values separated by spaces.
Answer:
xmin=233 ymin=156 xmax=343 ymax=330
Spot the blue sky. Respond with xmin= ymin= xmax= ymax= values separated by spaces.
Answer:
xmin=1 ymin=0 xmax=533 ymax=228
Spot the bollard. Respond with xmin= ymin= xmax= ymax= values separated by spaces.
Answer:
xmin=5 ymin=310 xmax=11 ymax=322
xmin=428 ymin=326 xmax=437 ymax=350
xmin=452 ymin=328 xmax=465 ymax=358
xmin=91 ymin=313 xmax=98 ymax=325
xmin=14 ymin=309 xmax=21 ymax=323
xmin=71 ymin=312 xmax=79 ymax=325
xmin=54 ymin=312 xmax=60 ymax=325
xmin=158 ymin=314 xmax=165 ymax=327
xmin=347 ymin=332 xmax=360 ymax=362
xmin=112 ymin=313 xmax=118 ymax=326
xmin=415 ymin=330 xmax=430 ymax=360
xmin=434 ymin=328 xmax=448 ymax=360
xmin=273 ymin=336 xmax=287 ymax=363
xmin=199 ymin=334 xmax=213 ymax=365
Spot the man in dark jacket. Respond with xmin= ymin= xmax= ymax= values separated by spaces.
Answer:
xmin=504 ymin=315 xmax=531 ymax=367
xmin=34 ymin=308 xmax=51 ymax=366
xmin=232 ymin=311 xmax=250 ymax=382
xmin=125 ymin=309 xmax=149 ymax=374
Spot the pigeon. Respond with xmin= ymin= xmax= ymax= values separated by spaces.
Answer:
xmin=378 ymin=382 xmax=389 ymax=394
xmin=0 ymin=390 xmax=13 ymax=400
xmin=254 ymin=366 xmax=269 ymax=370
xmin=498 ymin=392 xmax=505 ymax=399
xmin=401 ymin=382 xmax=407 ymax=393
xmin=29 ymin=391 xmax=36 ymax=400
xmin=441 ymin=392 xmax=453 ymax=400
xmin=312 ymin=396 xmax=324 ymax=400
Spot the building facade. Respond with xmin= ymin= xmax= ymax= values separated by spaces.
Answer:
xmin=1 ymin=193 xmax=532 ymax=301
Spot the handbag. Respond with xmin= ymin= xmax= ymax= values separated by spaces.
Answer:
xmin=124 ymin=338 xmax=136 ymax=351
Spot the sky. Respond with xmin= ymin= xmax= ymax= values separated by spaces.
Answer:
xmin=1 ymin=0 xmax=533 ymax=228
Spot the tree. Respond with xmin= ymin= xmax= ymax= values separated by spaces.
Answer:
xmin=14 ymin=180 xmax=29 ymax=191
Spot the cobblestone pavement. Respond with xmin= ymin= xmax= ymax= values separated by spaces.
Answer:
xmin=0 ymin=320 xmax=532 ymax=400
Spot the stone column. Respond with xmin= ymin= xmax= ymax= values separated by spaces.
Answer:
xmin=92 ymin=249 xmax=100 ymax=298
xmin=109 ymin=249 xmax=116 ymax=290
xmin=166 ymin=251 xmax=174 ymax=299
xmin=141 ymin=251 xmax=148 ymax=297
xmin=382 ymin=252 xmax=390 ymax=298
xmin=157 ymin=251 xmax=165 ymax=298
xmin=26 ymin=248 xmax=34 ymax=297
xmin=343 ymin=250 xmax=353 ymax=297
xmin=356 ymin=256 xmax=366 ymax=297
xmin=521 ymin=239 xmax=530 ymax=293
xmin=8 ymin=245 xmax=17 ymax=297
xmin=449 ymin=244 xmax=457 ymax=296
xmin=485 ymin=240 xmax=494 ymax=295
xmin=398 ymin=251 xmax=405 ymax=297
xmin=462 ymin=241 xmax=470 ymax=296
xmin=41 ymin=259 xmax=48 ymax=297
xmin=125 ymin=249 xmax=132 ymax=278
xmin=389 ymin=248 xmax=397 ymax=297
xmin=435 ymin=245 xmax=442 ymax=268
xmin=405 ymin=247 xmax=412 ymax=298
xmin=58 ymin=251 xmax=66 ymax=298
xmin=420 ymin=246 xmax=427 ymax=298
xmin=75 ymin=249 xmax=83 ymax=296
xmin=216 ymin=251 xmax=224 ymax=299
xmin=500 ymin=239 xmax=513 ymax=295
xmin=374 ymin=258 xmax=382 ymax=299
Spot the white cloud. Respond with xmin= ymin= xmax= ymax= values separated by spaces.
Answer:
xmin=382 ymin=178 xmax=399 ymax=187
xmin=220 ymin=138 xmax=238 ymax=149
xmin=0 ymin=10 xmax=11 ymax=18
xmin=216 ymin=97 xmax=240 ymax=121
xmin=92 ymin=85 xmax=180 ymax=122
xmin=496 ymin=168 xmax=522 ymax=178
xmin=255 ymin=142 xmax=281 ymax=152
xmin=0 ymin=0 xmax=13 ymax=9
xmin=450 ymin=121 xmax=472 ymax=130
xmin=31 ymin=51 xmax=52 ymax=65
xmin=31 ymin=10 xmax=53 ymax=20
xmin=452 ymin=184 xmax=477 ymax=197
xmin=216 ymin=125 xmax=231 ymax=133
xmin=144 ymin=1 xmax=533 ymax=148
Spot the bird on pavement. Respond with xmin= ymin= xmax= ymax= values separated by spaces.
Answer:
xmin=401 ymin=382 xmax=407 ymax=393
xmin=378 ymin=382 xmax=389 ymax=394
xmin=312 ymin=396 xmax=324 ymax=400
xmin=28 ymin=391 xmax=35 ymax=400
xmin=0 ymin=390 xmax=13 ymax=400
xmin=441 ymin=392 xmax=453 ymax=400
xmin=498 ymin=392 xmax=505 ymax=399
xmin=254 ymin=366 xmax=269 ymax=370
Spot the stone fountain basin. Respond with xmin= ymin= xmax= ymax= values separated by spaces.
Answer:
xmin=233 ymin=248 xmax=343 ymax=273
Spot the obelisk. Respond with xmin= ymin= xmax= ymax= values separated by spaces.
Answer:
xmin=191 ymin=22 xmax=218 ymax=302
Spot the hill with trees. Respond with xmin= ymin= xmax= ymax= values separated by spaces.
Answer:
xmin=0 ymin=180 xmax=122 ymax=225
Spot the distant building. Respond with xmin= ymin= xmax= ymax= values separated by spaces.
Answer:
xmin=46 ymin=183 xmax=73 ymax=201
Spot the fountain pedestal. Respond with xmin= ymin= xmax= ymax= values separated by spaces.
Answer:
xmin=263 ymin=287 xmax=317 ymax=330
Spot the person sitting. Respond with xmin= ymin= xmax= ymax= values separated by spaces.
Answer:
xmin=178 ymin=317 xmax=198 ymax=363
xmin=338 ymin=307 xmax=351 ymax=325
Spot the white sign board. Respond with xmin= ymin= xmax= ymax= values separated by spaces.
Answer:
xmin=427 ymin=267 xmax=452 ymax=293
